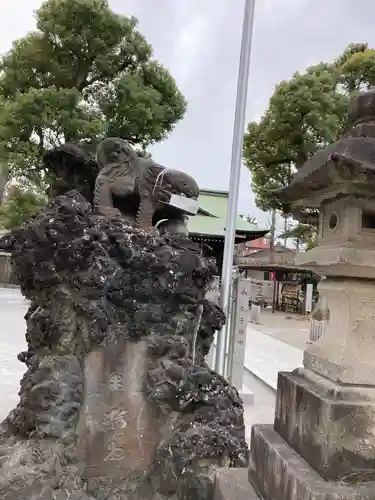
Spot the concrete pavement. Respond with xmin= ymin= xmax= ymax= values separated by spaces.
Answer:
xmin=245 ymin=325 xmax=303 ymax=390
xmin=248 ymin=308 xmax=310 ymax=350
xmin=242 ymin=367 xmax=275 ymax=444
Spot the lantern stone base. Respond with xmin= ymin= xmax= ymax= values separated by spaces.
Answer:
xmin=248 ymin=367 xmax=375 ymax=500
xmin=274 ymin=368 xmax=375 ymax=481
xmin=214 ymin=468 xmax=259 ymax=500
xmin=303 ymin=278 xmax=375 ymax=386
xmin=249 ymin=425 xmax=375 ymax=500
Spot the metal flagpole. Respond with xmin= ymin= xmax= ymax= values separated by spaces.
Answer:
xmin=215 ymin=0 xmax=256 ymax=376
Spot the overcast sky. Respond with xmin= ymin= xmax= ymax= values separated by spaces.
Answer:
xmin=0 ymin=0 xmax=374 ymax=225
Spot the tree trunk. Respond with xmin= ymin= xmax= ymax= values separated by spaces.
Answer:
xmin=296 ymin=151 xmax=307 ymax=169
xmin=269 ymin=208 xmax=276 ymax=250
xmin=0 ymin=164 xmax=9 ymax=204
xmin=283 ymin=215 xmax=288 ymax=250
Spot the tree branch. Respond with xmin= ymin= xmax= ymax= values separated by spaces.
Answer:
xmin=76 ymin=58 xmax=132 ymax=92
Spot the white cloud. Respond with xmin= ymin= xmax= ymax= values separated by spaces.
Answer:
xmin=0 ymin=0 xmax=39 ymax=51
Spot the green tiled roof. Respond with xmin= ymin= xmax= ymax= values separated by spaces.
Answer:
xmin=187 ymin=189 xmax=268 ymax=241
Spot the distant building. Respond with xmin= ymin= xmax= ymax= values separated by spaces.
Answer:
xmin=234 ymin=246 xmax=297 ymax=280
xmin=187 ymin=189 xmax=268 ymax=272
xmin=235 ymin=237 xmax=270 ymax=257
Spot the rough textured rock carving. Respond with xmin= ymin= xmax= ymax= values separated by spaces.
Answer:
xmin=0 ymin=185 xmax=248 ymax=499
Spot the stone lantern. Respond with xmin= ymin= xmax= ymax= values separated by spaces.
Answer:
xmin=248 ymin=90 xmax=375 ymax=499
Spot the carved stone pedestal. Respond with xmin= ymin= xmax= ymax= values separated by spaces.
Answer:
xmin=77 ymin=340 xmax=160 ymax=481
xmin=244 ymin=273 xmax=375 ymax=500
xmin=302 ymin=278 xmax=375 ymax=386
xmin=249 ymin=425 xmax=375 ymax=500
xmin=0 ymin=191 xmax=249 ymax=500
xmin=249 ymin=367 xmax=375 ymax=499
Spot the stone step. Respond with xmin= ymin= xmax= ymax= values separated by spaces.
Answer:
xmin=214 ymin=468 xmax=260 ymax=500
xmin=249 ymin=424 xmax=375 ymax=500
xmin=239 ymin=384 xmax=255 ymax=405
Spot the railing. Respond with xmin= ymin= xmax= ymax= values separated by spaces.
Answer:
xmin=309 ymin=319 xmax=326 ymax=342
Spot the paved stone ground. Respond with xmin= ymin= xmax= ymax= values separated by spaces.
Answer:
xmin=241 ymin=309 xmax=309 ymax=441
xmin=250 ymin=308 xmax=310 ymax=350
xmin=0 ymin=288 xmax=28 ymax=421
xmin=245 ymin=326 xmax=303 ymax=390
xmin=244 ymin=308 xmax=311 ymax=391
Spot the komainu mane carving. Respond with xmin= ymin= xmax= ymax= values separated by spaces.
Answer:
xmin=94 ymin=137 xmax=199 ymax=231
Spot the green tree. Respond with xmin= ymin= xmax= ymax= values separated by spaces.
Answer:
xmin=243 ymin=115 xmax=293 ymax=211
xmin=243 ymin=42 xmax=375 ymax=244
xmin=0 ymin=0 xmax=186 ymax=190
xmin=279 ymin=223 xmax=316 ymax=251
xmin=244 ymin=63 xmax=348 ymax=212
xmin=244 ymin=43 xmax=375 ymax=215
xmin=0 ymin=184 xmax=47 ymax=230
xmin=334 ymin=42 xmax=375 ymax=92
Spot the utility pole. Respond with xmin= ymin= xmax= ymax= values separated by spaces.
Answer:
xmin=270 ymin=207 xmax=277 ymax=314
xmin=215 ymin=0 xmax=256 ymax=376
xmin=269 ymin=208 xmax=276 ymax=250
xmin=283 ymin=214 xmax=288 ymax=250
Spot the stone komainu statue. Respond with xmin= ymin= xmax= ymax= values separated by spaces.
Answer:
xmin=2 ymin=137 xmax=248 ymax=500
xmin=94 ymin=138 xmax=199 ymax=231
xmin=44 ymin=138 xmax=199 ymax=232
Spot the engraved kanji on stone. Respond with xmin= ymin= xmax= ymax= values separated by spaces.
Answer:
xmin=104 ymin=441 xmax=125 ymax=462
xmin=239 ymin=317 xmax=245 ymax=325
xmin=239 ymin=305 xmax=245 ymax=312
xmin=238 ymin=328 xmax=245 ymax=335
xmin=103 ymin=408 xmax=128 ymax=429
xmin=108 ymin=373 xmax=125 ymax=392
